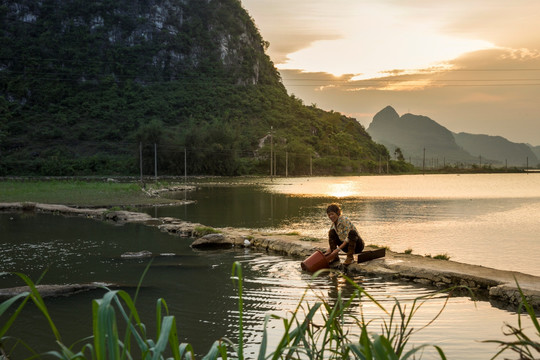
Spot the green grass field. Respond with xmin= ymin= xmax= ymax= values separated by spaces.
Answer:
xmin=0 ymin=179 xmax=182 ymax=207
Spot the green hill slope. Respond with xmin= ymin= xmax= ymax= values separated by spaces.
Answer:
xmin=0 ymin=0 xmax=388 ymax=176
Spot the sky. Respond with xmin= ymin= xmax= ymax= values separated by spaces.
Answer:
xmin=241 ymin=0 xmax=540 ymax=145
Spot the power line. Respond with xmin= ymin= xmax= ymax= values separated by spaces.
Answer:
xmin=285 ymin=83 xmax=540 ymax=87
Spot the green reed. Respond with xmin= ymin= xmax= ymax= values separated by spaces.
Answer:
xmin=5 ymin=263 xmax=537 ymax=359
xmin=484 ymin=280 xmax=540 ymax=360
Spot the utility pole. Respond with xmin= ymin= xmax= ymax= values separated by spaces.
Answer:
xmin=274 ymin=152 xmax=277 ymax=176
xmin=139 ymin=142 xmax=143 ymax=184
xmin=154 ymin=143 xmax=158 ymax=181
xmin=270 ymin=126 xmax=273 ymax=181
xmin=285 ymin=151 xmax=288 ymax=177
xmin=422 ymin=148 xmax=425 ymax=175
xmin=184 ymin=147 xmax=187 ymax=201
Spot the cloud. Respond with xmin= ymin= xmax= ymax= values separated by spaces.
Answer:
xmin=241 ymin=0 xmax=343 ymax=63
xmin=276 ymin=5 xmax=496 ymax=80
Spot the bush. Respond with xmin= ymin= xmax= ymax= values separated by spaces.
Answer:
xmin=194 ymin=226 xmax=221 ymax=236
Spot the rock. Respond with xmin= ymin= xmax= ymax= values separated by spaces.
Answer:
xmin=121 ymin=250 xmax=152 ymax=258
xmin=191 ymin=233 xmax=233 ymax=249
xmin=489 ymin=285 xmax=540 ymax=308
xmin=158 ymin=221 xmax=200 ymax=237
xmin=36 ymin=203 xmax=106 ymax=217
xmin=103 ymin=210 xmax=154 ymax=223
xmin=0 ymin=202 xmax=26 ymax=212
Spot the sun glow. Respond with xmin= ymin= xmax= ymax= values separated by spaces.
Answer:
xmin=276 ymin=4 xmax=495 ymax=80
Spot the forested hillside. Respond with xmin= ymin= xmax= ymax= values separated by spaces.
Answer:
xmin=0 ymin=0 xmax=390 ymax=176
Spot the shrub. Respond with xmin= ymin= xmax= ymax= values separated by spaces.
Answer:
xmin=194 ymin=225 xmax=221 ymax=236
xmin=299 ymin=236 xmax=319 ymax=242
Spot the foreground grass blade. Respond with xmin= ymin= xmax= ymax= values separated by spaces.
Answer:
xmin=14 ymin=272 xmax=62 ymax=342
xmin=0 ymin=292 xmax=31 ymax=339
xmin=152 ymin=315 xmax=175 ymax=360
xmin=179 ymin=343 xmax=195 ymax=359
xmin=231 ymin=261 xmax=244 ymax=360
xmin=121 ymin=258 xmax=154 ymax=359
xmin=93 ymin=291 xmax=121 ymax=360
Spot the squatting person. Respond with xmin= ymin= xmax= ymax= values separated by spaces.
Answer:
xmin=324 ymin=203 xmax=365 ymax=265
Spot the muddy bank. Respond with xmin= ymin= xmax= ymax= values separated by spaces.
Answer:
xmin=2 ymin=202 xmax=540 ymax=309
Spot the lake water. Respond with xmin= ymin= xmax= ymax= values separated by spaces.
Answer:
xmin=1 ymin=174 xmax=539 ymax=359
xmin=147 ymin=173 xmax=540 ymax=277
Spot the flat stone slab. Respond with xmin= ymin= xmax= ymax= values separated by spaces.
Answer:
xmin=102 ymin=210 xmax=155 ymax=223
xmin=0 ymin=283 xmax=113 ymax=300
xmin=357 ymin=248 xmax=386 ymax=263
xmin=0 ymin=202 xmax=161 ymax=225
xmin=121 ymin=250 xmax=153 ymax=258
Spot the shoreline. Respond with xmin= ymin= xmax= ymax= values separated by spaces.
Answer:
xmin=1 ymin=201 xmax=539 ymax=310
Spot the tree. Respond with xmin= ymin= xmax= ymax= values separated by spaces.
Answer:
xmin=394 ymin=147 xmax=405 ymax=161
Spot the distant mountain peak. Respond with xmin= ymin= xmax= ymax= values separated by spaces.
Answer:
xmin=373 ymin=106 xmax=399 ymax=123
xmin=367 ymin=106 xmax=538 ymax=167
xmin=367 ymin=106 xmax=475 ymax=163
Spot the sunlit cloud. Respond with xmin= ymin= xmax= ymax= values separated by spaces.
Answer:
xmin=277 ymin=34 xmax=494 ymax=80
xmin=499 ymin=48 xmax=540 ymax=61
xmin=374 ymin=80 xmax=435 ymax=91
xmin=314 ymin=84 xmax=338 ymax=91
xmin=275 ymin=3 xmax=495 ymax=80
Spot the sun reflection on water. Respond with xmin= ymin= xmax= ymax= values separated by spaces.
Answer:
xmin=327 ymin=181 xmax=356 ymax=198
xmin=266 ymin=174 xmax=540 ymax=199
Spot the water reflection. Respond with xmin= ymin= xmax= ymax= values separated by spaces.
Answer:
xmin=143 ymin=185 xmax=326 ymax=229
xmin=0 ymin=213 xmax=531 ymax=359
